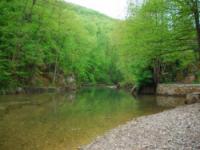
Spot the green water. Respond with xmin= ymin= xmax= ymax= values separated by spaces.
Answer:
xmin=0 ymin=87 xmax=180 ymax=150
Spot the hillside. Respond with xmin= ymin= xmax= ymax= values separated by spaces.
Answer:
xmin=0 ymin=0 xmax=121 ymax=90
xmin=66 ymin=2 xmax=115 ymax=20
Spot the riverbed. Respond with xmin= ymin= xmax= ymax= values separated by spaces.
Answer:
xmin=0 ymin=87 xmax=186 ymax=150
xmin=82 ymin=103 xmax=200 ymax=150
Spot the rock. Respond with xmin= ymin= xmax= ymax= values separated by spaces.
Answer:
xmin=157 ymin=84 xmax=200 ymax=96
xmin=65 ymin=74 xmax=77 ymax=91
xmin=67 ymin=75 xmax=75 ymax=83
xmin=185 ymin=93 xmax=200 ymax=104
xmin=16 ymin=87 xmax=24 ymax=94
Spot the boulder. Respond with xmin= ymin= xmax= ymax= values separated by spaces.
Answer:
xmin=185 ymin=93 xmax=200 ymax=104
xmin=157 ymin=84 xmax=200 ymax=96
xmin=16 ymin=87 xmax=24 ymax=94
xmin=65 ymin=74 xmax=76 ymax=91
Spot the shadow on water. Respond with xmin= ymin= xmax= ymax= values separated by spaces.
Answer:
xmin=0 ymin=87 xmax=185 ymax=150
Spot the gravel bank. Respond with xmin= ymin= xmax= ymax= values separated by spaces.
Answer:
xmin=82 ymin=103 xmax=200 ymax=150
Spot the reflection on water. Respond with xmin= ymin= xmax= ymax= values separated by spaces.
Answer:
xmin=0 ymin=87 xmax=177 ymax=150
xmin=156 ymin=96 xmax=186 ymax=107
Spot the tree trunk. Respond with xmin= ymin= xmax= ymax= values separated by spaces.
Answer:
xmin=153 ymin=58 xmax=161 ymax=85
xmin=28 ymin=0 xmax=37 ymax=21
xmin=53 ymin=55 xmax=58 ymax=84
xmin=192 ymin=0 xmax=200 ymax=60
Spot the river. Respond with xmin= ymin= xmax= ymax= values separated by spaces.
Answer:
xmin=0 ymin=87 xmax=185 ymax=150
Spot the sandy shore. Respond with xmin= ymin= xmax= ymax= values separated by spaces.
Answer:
xmin=82 ymin=103 xmax=200 ymax=150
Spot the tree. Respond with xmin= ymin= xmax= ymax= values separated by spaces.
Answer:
xmin=116 ymin=0 xmax=198 ymax=87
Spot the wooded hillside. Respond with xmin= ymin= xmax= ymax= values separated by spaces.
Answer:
xmin=0 ymin=0 xmax=121 ymax=90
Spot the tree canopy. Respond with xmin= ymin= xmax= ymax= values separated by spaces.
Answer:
xmin=115 ymin=0 xmax=200 ymax=87
xmin=0 ymin=0 xmax=122 ymax=90
xmin=0 ymin=0 xmax=200 ymax=91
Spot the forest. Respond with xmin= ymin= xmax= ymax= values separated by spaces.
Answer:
xmin=0 ymin=0 xmax=200 ymax=91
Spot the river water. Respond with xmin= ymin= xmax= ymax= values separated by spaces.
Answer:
xmin=0 ymin=87 xmax=185 ymax=150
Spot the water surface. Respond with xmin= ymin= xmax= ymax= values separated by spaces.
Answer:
xmin=0 ymin=87 xmax=184 ymax=150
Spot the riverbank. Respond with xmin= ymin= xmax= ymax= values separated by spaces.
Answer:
xmin=157 ymin=84 xmax=200 ymax=96
xmin=82 ymin=103 xmax=200 ymax=150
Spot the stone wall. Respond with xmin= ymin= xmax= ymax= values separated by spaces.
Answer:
xmin=157 ymin=84 xmax=200 ymax=96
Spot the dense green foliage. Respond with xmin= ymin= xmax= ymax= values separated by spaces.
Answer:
xmin=0 ymin=0 xmax=200 ymax=91
xmin=116 ymin=0 xmax=200 ymax=87
xmin=0 ymin=0 xmax=122 ymax=90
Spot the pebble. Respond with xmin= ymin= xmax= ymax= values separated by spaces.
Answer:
xmin=81 ymin=103 xmax=200 ymax=150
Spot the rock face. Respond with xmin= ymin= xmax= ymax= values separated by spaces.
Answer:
xmin=185 ymin=93 xmax=200 ymax=104
xmin=157 ymin=84 xmax=200 ymax=96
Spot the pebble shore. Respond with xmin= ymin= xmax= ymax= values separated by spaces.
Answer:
xmin=82 ymin=103 xmax=200 ymax=150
